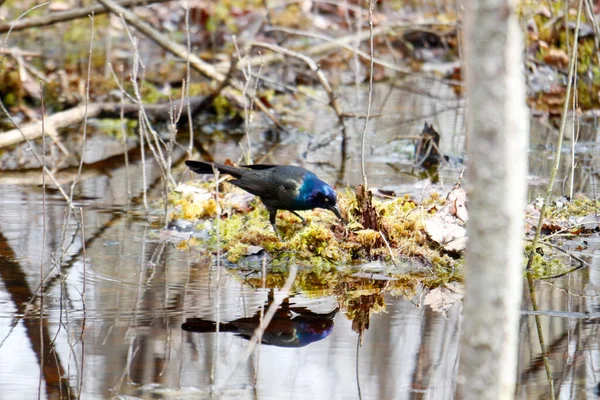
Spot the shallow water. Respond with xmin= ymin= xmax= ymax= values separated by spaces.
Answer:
xmin=1 ymin=79 xmax=600 ymax=399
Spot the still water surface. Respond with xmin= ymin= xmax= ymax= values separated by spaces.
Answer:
xmin=1 ymin=80 xmax=599 ymax=399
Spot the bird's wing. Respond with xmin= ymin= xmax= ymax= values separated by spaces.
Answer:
xmin=240 ymin=164 xmax=278 ymax=170
xmin=229 ymin=170 xmax=275 ymax=197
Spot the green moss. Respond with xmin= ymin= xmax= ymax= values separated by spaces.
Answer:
xmin=546 ymin=195 xmax=600 ymax=219
xmin=166 ymin=180 xmax=462 ymax=273
xmin=213 ymin=94 xmax=239 ymax=119
xmin=525 ymin=244 xmax=569 ymax=278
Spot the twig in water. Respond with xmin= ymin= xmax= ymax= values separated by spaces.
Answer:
xmin=526 ymin=0 xmax=583 ymax=271
xmin=78 ymin=207 xmax=87 ymax=400
xmin=356 ymin=333 xmax=362 ymax=400
xmin=526 ymin=274 xmax=555 ymax=398
xmin=211 ymin=166 xmax=222 ymax=385
xmin=220 ymin=264 xmax=298 ymax=386
xmin=38 ymin=80 xmax=46 ymax=400
xmin=569 ymin=53 xmax=580 ymax=199
xmin=117 ymin=65 xmax=132 ymax=205
xmin=525 ymin=4 xmax=584 ymax=399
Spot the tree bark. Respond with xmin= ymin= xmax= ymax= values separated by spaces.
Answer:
xmin=458 ymin=0 xmax=528 ymax=398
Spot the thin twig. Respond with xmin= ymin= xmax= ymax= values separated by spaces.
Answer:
xmin=210 ymin=166 xmax=222 ymax=384
xmin=233 ymin=35 xmax=255 ymax=165
xmin=220 ymin=264 xmax=298 ymax=385
xmin=379 ymin=230 xmax=398 ymax=268
xmin=526 ymin=274 xmax=556 ymax=399
xmin=526 ymin=0 xmax=583 ymax=271
xmin=37 ymin=80 xmax=46 ymax=400
xmin=69 ymin=13 xmax=95 ymax=203
xmin=184 ymin=0 xmax=194 ymax=157
xmin=359 ymin=0 xmax=377 ymax=188
xmin=78 ymin=207 xmax=87 ymax=400
xmin=118 ymin=65 xmax=132 ymax=204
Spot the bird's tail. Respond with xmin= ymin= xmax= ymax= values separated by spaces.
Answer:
xmin=185 ymin=160 xmax=244 ymax=178
xmin=181 ymin=319 xmax=238 ymax=333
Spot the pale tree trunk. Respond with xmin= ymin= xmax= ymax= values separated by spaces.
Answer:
xmin=458 ymin=0 xmax=529 ymax=398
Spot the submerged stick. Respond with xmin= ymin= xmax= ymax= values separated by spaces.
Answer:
xmin=526 ymin=274 xmax=555 ymax=398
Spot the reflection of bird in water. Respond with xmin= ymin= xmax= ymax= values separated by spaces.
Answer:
xmin=182 ymin=291 xmax=338 ymax=348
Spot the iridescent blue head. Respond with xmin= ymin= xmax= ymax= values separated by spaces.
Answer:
xmin=295 ymin=173 xmax=344 ymax=221
xmin=292 ymin=320 xmax=335 ymax=347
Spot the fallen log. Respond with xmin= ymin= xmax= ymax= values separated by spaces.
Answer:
xmin=0 ymin=95 xmax=209 ymax=149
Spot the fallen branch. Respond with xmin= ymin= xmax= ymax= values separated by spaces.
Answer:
xmin=0 ymin=0 xmax=171 ymax=33
xmin=0 ymin=96 xmax=208 ymax=149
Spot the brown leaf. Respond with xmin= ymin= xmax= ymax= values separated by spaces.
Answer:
xmin=446 ymin=187 xmax=468 ymax=222
xmin=424 ymin=185 xmax=468 ymax=251
xmin=424 ymin=214 xmax=467 ymax=252
xmin=424 ymin=283 xmax=464 ymax=314
xmin=543 ymin=48 xmax=569 ymax=67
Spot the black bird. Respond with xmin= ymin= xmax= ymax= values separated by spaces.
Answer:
xmin=185 ymin=160 xmax=344 ymax=232
xmin=182 ymin=293 xmax=338 ymax=347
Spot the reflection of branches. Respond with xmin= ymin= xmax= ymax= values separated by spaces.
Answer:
xmin=526 ymin=274 xmax=555 ymax=398
xmin=519 ymin=330 xmax=568 ymax=384
xmin=113 ymin=224 xmax=153 ymax=393
xmin=0 ymin=232 xmax=71 ymax=397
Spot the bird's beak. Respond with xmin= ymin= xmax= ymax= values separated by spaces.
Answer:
xmin=327 ymin=204 xmax=345 ymax=224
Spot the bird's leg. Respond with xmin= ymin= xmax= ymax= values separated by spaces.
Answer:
xmin=290 ymin=210 xmax=306 ymax=225
xmin=269 ymin=209 xmax=280 ymax=237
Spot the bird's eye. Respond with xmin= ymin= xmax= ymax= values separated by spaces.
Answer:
xmin=324 ymin=198 xmax=329 ymax=202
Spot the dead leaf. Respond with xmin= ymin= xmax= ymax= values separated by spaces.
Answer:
xmin=446 ymin=187 xmax=468 ymax=222
xmin=424 ymin=283 xmax=464 ymax=313
xmin=424 ymin=185 xmax=468 ymax=252
xmin=543 ymin=48 xmax=569 ymax=67
xmin=424 ymin=214 xmax=467 ymax=251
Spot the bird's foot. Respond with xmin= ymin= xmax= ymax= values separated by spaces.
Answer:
xmin=291 ymin=211 xmax=307 ymax=226
xmin=270 ymin=223 xmax=282 ymax=239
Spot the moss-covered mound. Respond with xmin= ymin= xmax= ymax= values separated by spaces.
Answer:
xmin=167 ymin=179 xmax=464 ymax=276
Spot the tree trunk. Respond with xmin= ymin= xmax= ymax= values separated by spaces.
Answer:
xmin=458 ymin=0 xmax=528 ymax=398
